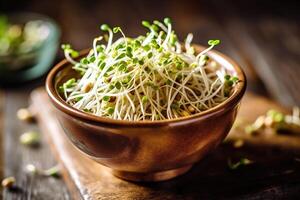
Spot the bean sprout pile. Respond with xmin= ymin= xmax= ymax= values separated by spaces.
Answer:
xmin=60 ymin=18 xmax=239 ymax=121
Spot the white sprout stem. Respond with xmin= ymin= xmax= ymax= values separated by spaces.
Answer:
xmin=153 ymin=20 xmax=168 ymax=32
xmin=105 ymin=29 xmax=114 ymax=53
xmin=62 ymin=19 xmax=231 ymax=121
xmin=185 ymin=33 xmax=193 ymax=50
xmin=65 ymin=52 xmax=78 ymax=65
xmin=163 ymin=23 xmax=172 ymax=47
xmin=93 ymin=36 xmax=103 ymax=58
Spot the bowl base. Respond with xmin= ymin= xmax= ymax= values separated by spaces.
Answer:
xmin=111 ymin=165 xmax=193 ymax=182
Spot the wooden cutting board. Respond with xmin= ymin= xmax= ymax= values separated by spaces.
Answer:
xmin=30 ymin=88 xmax=300 ymax=199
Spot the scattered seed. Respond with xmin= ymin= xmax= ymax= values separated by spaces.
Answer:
xmin=19 ymin=131 xmax=40 ymax=147
xmin=25 ymin=164 xmax=61 ymax=178
xmin=81 ymin=82 xmax=93 ymax=93
xmin=25 ymin=164 xmax=38 ymax=175
xmin=109 ymin=96 xmax=116 ymax=102
xmin=43 ymin=165 xmax=61 ymax=178
xmin=2 ymin=177 xmax=16 ymax=189
xmin=233 ymin=139 xmax=244 ymax=148
xmin=187 ymin=105 xmax=195 ymax=113
xmin=245 ymin=108 xmax=300 ymax=135
xmin=210 ymin=61 xmax=217 ymax=68
xmin=181 ymin=110 xmax=190 ymax=117
xmin=17 ymin=108 xmax=34 ymax=122
xmin=228 ymin=158 xmax=253 ymax=170
xmin=245 ymin=125 xmax=256 ymax=134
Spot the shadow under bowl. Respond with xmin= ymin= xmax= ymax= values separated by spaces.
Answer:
xmin=46 ymin=45 xmax=246 ymax=182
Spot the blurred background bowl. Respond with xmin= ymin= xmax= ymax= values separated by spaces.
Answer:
xmin=0 ymin=12 xmax=60 ymax=84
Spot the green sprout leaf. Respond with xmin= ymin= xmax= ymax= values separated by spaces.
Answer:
xmin=142 ymin=20 xmax=151 ymax=28
xmin=142 ymin=96 xmax=148 ymax=104
xmin=103 ymin=96 xmax=110 ymax=101
xmin=70 ymin=50 xmax=79 ymax=58
xmin=44 ymin=165 xmax=61 ymax=178
xmin=164 ymin=17 xmax=171 ymax=25
xmin=151 ymin=24 xmax=159 ymax=32
xmin=20 ymin=131 xmax=40 ymax=147
xmin=61 ymin=44 xmax=70 ymax=50
xmin=115 ymin=81 xmax=121 ymax=90
xmin=208 ymin=39 xmax=220 ymax=46
xmin=107 ymin=107 xmax=115 ymax=115
xmin=100 ymin=24 xmax=110 ymax=31
xmin=228 ymin=158 xmax=253 ymax=170
xmin=231 ymin=76 xmax=239 ymax=83
xmin=224 ymin=74 xmax=231 ymax=80
xmin=58 ymin=18 xmax=235 ymax=121
xmin=113 ymin=27 xmax=120 ymax=33
xmin=65 ymin=78 xmax=76 ymax=88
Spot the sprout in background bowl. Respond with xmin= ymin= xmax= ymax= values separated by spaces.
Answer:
xmin=60 ymin=18 xmax=239 ymax=121
xmin=0 ymin=13 xmax=60 ymax=84
xmin=0 ymin=15 xmax=50 ymax=71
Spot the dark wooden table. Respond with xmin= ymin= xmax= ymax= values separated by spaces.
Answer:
xmin=1 ymin=0 xmax=300 ymax=199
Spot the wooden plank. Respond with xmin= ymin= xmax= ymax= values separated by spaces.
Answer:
xmin=2 ymin=86 xmax=71 ymax=200
xmin=31 ymin=88 xmax=300 ymax=199
xmin=0 ymin=91 xmax=4 ymax=183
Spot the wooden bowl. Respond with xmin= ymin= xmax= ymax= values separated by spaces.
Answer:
xmin=46 ymin=45 xmax=246 ymax=182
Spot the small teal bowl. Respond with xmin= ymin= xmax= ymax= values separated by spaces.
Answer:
xmin=0 ymin=12 xmax=60 ymax=83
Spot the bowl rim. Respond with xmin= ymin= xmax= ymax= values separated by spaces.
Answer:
xmin=46 ymin=44 xmax=246 ymax=126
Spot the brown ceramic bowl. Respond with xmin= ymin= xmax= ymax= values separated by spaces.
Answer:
xmin=46 ymin=45 xmax=246 ymax=182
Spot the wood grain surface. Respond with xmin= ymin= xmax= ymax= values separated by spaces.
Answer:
xmin=31 ymin=88 xmax=300 ymax=200
xmin=2 ymin=86 xmax=70 ymax=200
xmin=0 ymin=91 xmax=4 ymax=183
xmin=1 ymin=0 xmax=300 ymax=199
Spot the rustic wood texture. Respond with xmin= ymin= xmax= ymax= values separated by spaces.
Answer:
xmin=0 ymin=91 xmax=4 ymax=184
xmin=31 ymin=88 xmax=300 ymax=200
xmin=2 ymin=85 xmax=70 ymax=200
xmin=1 ymin=0 xmax=300 ymax=199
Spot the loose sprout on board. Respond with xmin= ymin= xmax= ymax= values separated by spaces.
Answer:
xmin=1 ymin=177 xmax=16 ymax=189
xmin=19 ymin=131 xmax=40 ymax=147
xmin=227 ymin=158 xmax=253 ymax=170
xmin=245 ymin=107 xmax=300 ymax=135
